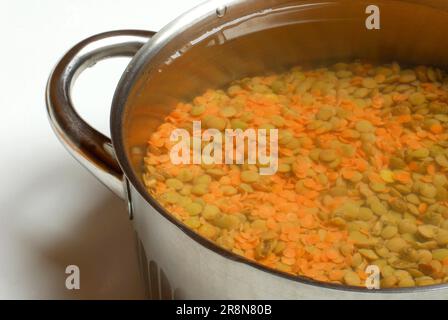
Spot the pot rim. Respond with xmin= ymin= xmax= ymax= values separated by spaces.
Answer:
xmin=110 ymin=0 xmax=448 ymax=294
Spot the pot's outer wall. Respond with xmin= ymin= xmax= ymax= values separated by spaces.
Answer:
xmin=111 ymin=0 xmax=448 ymax=299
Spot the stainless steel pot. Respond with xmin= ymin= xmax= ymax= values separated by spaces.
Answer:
xmin=46 ymin=0 xmax=448 ymax=299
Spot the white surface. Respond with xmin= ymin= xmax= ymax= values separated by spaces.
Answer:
xmin=0 ymin=0 xmax=203 ymax=299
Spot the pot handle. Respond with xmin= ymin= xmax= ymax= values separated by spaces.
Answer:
xmin=46 ymin=30 xmax=155 ymax=199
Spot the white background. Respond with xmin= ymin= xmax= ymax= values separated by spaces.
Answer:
xmin=0 ymin=0 xmax=202 ymax=299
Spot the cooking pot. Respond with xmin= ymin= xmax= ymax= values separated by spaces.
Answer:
xmin=46 ymin=0 xmax=448 ymax=299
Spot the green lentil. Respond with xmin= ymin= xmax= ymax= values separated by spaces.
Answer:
xmin=194 ymin=174 xmax=212 ymax=185
xmin=409 ymin=92 xmax=426 ymax=106
xmin=399 ymin=72 xmax=417 ymax=83
xmin=191 ymin=184 xmax=209 ymax=196
xmin=221 ymin=185 xmax=238 ymax=196
xmin=420 ymin=184 xmax=437 ymax=198
xmin=319 ymin=149 xmax=337 ymax=162
xmin=230 ymin=119 xmax=248 ymax=130
xmin=398 ymin=220 xmax=418 ymax=234
xmin=386 ymin=238 xmax=408 ymax=252
xmin=344 ymin=270 xmax=361 ymax=286
xmin=358 ymin=207 xmax=374 ymax=221
xmin=185 ymin=202 xmax=203 ymax=215
xmin=161 ymin=191 xmax=181 ymax=204
xmin=370 ymin=201 xmax=388 ymax=215
xmin=220 ymin=106 xmax=237 ymax=118
xmin=358 ymin=249 xmax=379 ymax=260
xmin=202 ymin=204 xmax=221 ymax=220
xmin=411 ymin=148 xmax=430 ymax=159
xmin=205 ymin=116 xmax=227 ymax=130
xmin=382 ymin=226 xmax=398 ymax=239
xmin=166 ymin=178 xmax=183 ymax=190
xmin=271 ymin=115 xmax=286 ymax=127
xmin=177 ymin=169 xmax=194 ymax=182
xmin=191 ymin=105 xmax=206 ymax=116
xmin=355 ymin=120 xmax=374 ymax=133
xmin=278 ymin=163 xmax=291 ymax=173
xmin=418 ymin=225 xmax=436 ymax=239
xmin=241 ymin=170 xmax=260 ymax=183
xmin=316 ymin=106 xmax=334 ymax=121
xmin=184 ymin=217 xmax=201 ymax=229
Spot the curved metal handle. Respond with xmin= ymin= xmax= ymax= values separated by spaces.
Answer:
xmin=46 ymin=30 xmax=155 ymax=199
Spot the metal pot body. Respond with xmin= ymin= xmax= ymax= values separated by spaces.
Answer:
xmin=130 ymin=185 xmax=448 ymax=299
xmin=47 ymin=0 xmax=448 ymax=299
